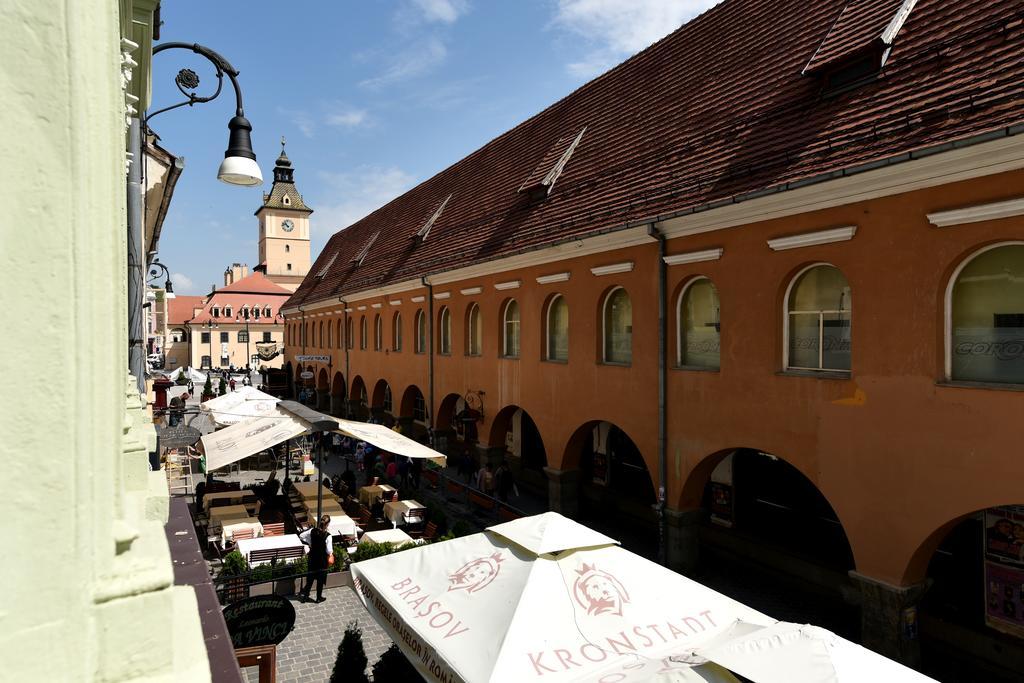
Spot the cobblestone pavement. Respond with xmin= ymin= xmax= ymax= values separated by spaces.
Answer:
xmin=241 ymin=588 xmax=393 ymax=683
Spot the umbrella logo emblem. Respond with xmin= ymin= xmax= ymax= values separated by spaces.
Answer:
xmin=447 ymin=553 xmax=504 ymax=594
xmin=573 ymin=563 xmax=630 ymax=617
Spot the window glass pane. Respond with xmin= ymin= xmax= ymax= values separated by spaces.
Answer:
xmin=680 ymin=279 xmax=720 ymax=368
xmin=220 ymin=332 xmax=229 ymax=343
xmin=952 ymin=245 xmax=1024 ymax=383
xmin=394 ymin=314 xmax=402 ymax=350
xmin=201 ymin=332 xmax=210 ymax=344
xmin=417 ymin=311 xmax=426 ymax=353
xmin=440 ymin=309 xmax=451 ymax=354
xmin=787 ymin=266 xmax=851 ymax=371
xmin=504 ymin=301 xmax=520 ymax=357
xmin=548 ymin=297 xmax=569 ymax=361
xmin=360 ymin=318 xmax=367 ymax=348
xmin=469 ymin=305 xmax=481 ymax=355
xmin=263 ymin=332 xmax=272 ymax=342
xmin=375 ymin=317 xmax=382 ymax=350
xmin=604 ymin=289 xmax=632 ymax=363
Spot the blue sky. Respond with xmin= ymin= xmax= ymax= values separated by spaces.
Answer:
xmin=152 ymin=0 xmax=721 ymax=295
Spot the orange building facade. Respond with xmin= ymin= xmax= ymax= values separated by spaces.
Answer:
xmin=282 ymin=0 xmax=1024 ymax=676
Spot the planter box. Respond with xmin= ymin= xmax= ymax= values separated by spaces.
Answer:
xmin=249 ymin=581 xmax=273 ymax=597
xmin=273 ymin=578 xmax=298 ymax=596
xmin=326 ymin=570 xmax=352 ymax=590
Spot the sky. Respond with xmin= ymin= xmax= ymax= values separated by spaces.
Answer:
xmin=152 ymin=0 xmax=722 ymax=295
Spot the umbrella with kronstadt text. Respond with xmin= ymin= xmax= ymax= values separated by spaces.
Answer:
xmin=350 ymin=511 xmax=766 ymax=683
xmin=350 ymin=512 xmax=938 ymax=683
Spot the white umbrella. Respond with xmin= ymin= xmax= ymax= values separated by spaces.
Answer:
xmin=199 ymin=385 xmax=280 ymax=426
xmin=351 ymin=512 xmax=773 ymax=682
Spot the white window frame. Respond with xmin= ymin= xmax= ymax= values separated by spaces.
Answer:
xmin=360 ymin=316 xmax=368 ymax=350
xmin=467 ymin=303 xmax=482 ymax=356
xmin=439 ymin=306 xmax=452 ymax=355
xmin=545 ymin=294 xmax=568 ymax=362
xmin=601 ymin=286 xmax=631 ymax=365
xmin=502 ymin=299 xmax=520 ymax=358
xmin=415 ymin=310 xmax=426 ymax=354
xmin=782 ymin=262 xmax=851 ymax=373
xmin=943 ymin=240 xmax=1024 ymax=381
xmin=676 ymin=277 xmax=720 ymax=368
xmin=374 ymin=315 xmax=383 ymax=351
xmin=393 ymin=312 xmax=403 ymax=351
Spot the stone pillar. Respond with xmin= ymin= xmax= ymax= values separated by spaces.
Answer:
xmin=315 ymin=389 xmax=329 ymax=411
xmin=665 ymin=508 xmax=703 ymax=576
xmin=347 ymin=399 xmax=366 ymax=421
xmin=850 ymin=571 xmax=927 ymax=668
xmin=544 ymin=467 xmax=579 ymax=517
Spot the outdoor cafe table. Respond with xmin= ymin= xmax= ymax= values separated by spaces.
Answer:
xmin=383 ymin=499 xmax=426 ymax=527
xmin=361 ymin=528 xmax=417 ymax=546
xmin=220 ymin=519 xmax=264 ymax=548
xmin=208 ymin=504 xmax=250 ymax=529
xmin=327 ymin=514 xmax=357 ymax=537
xmin=236 ymin=534 xmax=307 ymax=566
xmin=304 ymin=497 xmax=344 ymax=515
xmin=203 ymin=489 xmax=256 ymax=512
xmin=357 ymin=484 xmax=396 ymax=506
xmin=292 ymin=481 xmax=333 ymax=501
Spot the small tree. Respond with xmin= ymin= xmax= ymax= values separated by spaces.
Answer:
xmin=218 ymin=376 xmax=228 ymax=396
xmin=202 ymin=375 xmax=214 ymax=397
xmin=330 ymin=621 xmax=369 ymax=683
xmin=372 ymin=643 xmax=424 ymax=682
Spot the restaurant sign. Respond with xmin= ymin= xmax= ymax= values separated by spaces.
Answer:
xmin=223 ymin=595 xmax=296 ymax=648
xmin=296 ymin=354 xmax=332 ymax=363
xmin=984 ymin=505 xmax=1024 ymax=638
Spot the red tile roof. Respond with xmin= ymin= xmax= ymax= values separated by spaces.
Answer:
xmin=804 ymin=0 xmax=910 ymax=75
xmin=166 ymin=296 xmax=206 ymax=326
xmin=286 ymin=0 xmax=1024 ymax=311
xmin=188 ymin=291 xmax=288 ymax=325
xmin=218 ymin=271 xmax=294 ymax=295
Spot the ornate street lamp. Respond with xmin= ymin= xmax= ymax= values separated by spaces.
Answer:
xmin=148 ymin=259 xmax=176 ymax=298
xmin=148 ymin=42 xmax=263 ymax=186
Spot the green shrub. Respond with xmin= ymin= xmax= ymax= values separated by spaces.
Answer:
xmin=250 ymin=563 xmax=273 ymax=584
xmin=451 ymin=520 xmax=476 ymax=538
xmin=330 ymin=545 xmax=347 ymax=573
xmin=218 ymin=377 xmax=227 ymax=395
xmin=349 ymin=540 xmax=416 ymax=563
xmin=219 ymin=551 xmax=247 ymax=578
xmin=427 ymin=507 xmax=448 ymax=533
xmin=203 ymin=376 xmax=213 ymax=394
xmin=330 ymin=621 xmax=369 ymax=683
xmin=372 ymin=643 xmax=424 ymax=682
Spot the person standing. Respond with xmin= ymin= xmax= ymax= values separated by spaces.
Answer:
xmin=299 ymin=515 xmax=333 ymax=603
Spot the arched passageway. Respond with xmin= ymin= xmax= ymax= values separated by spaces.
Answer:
xmin=329 ymin=371 xmax=346 ymax=417
xmin=315 ymin=368 xmax=329 ymax=411
xmin=434 ymin=393 xmax=470 ymax=455
xmin=370 ymin=379 xmax=395 ymax=427
xmin=349 ymin=376 xmax=369 ymax=421
xmin=488 ymin=405 xmax=549 ymax=505
xmin=398 ymin=385 xmax=428 ymax=442
xmin=562 ymin=421 xmax=655 ymax=555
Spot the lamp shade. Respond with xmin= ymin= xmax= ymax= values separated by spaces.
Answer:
xmin=218 ymin=115 xmax=263 ymax=186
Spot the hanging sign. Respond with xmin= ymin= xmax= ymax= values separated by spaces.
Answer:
xmin=300 ymin=371 xmax=315 ymax=380
xmin=983 ymin=505 xmax=1024 ymax=638
xmin=296 ymin=354 xmax=332 ymax=363
xmin=223 ymin=595 xmax=296 ymax=648
xmin=256 ymin=342 xmax=279 ymax=361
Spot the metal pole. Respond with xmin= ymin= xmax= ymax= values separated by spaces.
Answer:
xmin=315 ymin=432 xmax=324 ymax=524
xmin=127 ymin=118 xmax=146 ymax=394
xmin=650 ymin=224 xmax=668 ymax=567
xmin=424 ymin=278 xmax=435 ymax=446
xmin=342 ymin=302 xmax=350 ymax=419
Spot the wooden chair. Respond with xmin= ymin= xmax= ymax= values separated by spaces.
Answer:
xmin=232 ymin=528 xmax=255 ymax=541
xmin=263 ymin=522 xmax=285 ymax=537
xmin=357 ymin=506 xmax=371 ymax=528
xmin=382 ymin=489 xmax=397 ymax=503
xmin=412 ymin=521 xmax=438 ymax=541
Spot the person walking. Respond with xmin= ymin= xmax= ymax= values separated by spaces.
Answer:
xmin=229 ymin=377 xmax=236 ymax=392
xmin=299 ymin=515 xmax=333 ymax=603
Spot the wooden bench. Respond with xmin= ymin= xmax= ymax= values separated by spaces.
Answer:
xmin=263 ymin=522 xmax=285 ymax=537
xmin=248 ymin=546 xmax=306 ymax=565
xmin=468 ymin=491 xmax=496 ymax=514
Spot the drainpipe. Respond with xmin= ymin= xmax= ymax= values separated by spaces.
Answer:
xmin=127 ymin=118 xmax=146 ymax=394
xmin=649 ymin=223 xmax=668 ymax=567
xmin=341 ymin=299 xmax=350 ymax=419
xmin=423 ymin=277 xmax=435 ymax=445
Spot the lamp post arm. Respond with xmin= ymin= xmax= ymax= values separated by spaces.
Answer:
xmin=148 ymin=42 xmax=246 ymax=121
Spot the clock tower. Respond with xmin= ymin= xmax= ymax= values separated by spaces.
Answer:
xmin=255 ymin=138 xmax=312 ymax=291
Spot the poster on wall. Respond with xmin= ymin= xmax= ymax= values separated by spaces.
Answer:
xmin=983 ymin=505 xmax=1024 ymax=638
xmin=709 ymin=451 xmax=735 ymax=528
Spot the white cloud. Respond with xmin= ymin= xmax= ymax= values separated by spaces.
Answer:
xmin=553 ymin=0 xmax=723 ymax=78
xmin=411 ymin=0 xmax=468 ymax=23
xmin=314 ymin=166 xmax=418 ymax=234
xmin=171 ymin=272 xmax=196 ymax=294
xmin=359 ymin=37 xmax=448 ymax=89
xmin=279 ymin=107 xmax=317 ymax=138
xmin=325 ymin=106 xmax=370 ymax=128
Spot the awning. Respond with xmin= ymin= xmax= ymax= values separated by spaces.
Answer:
xmin=334 ymin=418 xmax=447 ymax=466
xmin=200 ymin=386 xmax=281 ymax=427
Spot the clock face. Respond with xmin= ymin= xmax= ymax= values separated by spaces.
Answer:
xmin=281 ymin=219 xmax=294 ymax=232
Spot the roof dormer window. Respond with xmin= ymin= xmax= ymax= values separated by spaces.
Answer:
xmin=316 ymin=252 xmax=339 ymax=279
xmin=519 ymin=127 xmax=586 ymax=201
xmin=282 ymin=194 xmax=291 ymax=206
xmin=415 ymin=194 xmax=452 ymax=242
xmin=352 ymin=231 xmax=380 ymax=266
xmin=803 ymin=0 xmax=918 ymax=96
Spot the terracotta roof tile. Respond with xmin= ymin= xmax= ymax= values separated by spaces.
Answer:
xmin=166 ymin=296 xmax=206 ymax=325
xmin=218 ymin=271 xmax=294 ymax=295
xmin=286 ymin=0 xmax=1024 ymax=311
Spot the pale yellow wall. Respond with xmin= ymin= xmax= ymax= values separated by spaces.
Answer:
xmin=259 ymin=210 xmax=311 ymax=277
xmin=191 ymin=324 xmax=285 ymax=370
xmin=0 ymin=1 xmax=209 ymax=679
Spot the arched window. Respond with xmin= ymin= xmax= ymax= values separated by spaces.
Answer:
xmin=415 ymin=310 xmax=426 ymax=354
xmin=502 ymin=299 xmax=520 ymax=358
xmin=546 ymin=295 xmax=569 ymax=361
xmin=171 ymin=328 xmax=186 ymax=343
xmin=319 ymin=321 xmax=324 ymax=348
xmin=438 ymin=306 xmax=452 ymax=355
xmin=360 ymin=316 xmax=368 ymax=350
xmin=949 ymin=243 xmax=1024 ymax=384
xmin=603 ymin=287 xmax=632 ymax=364
xmin=374 ymin=314 xmax=383 ymax=351
xmin=383 ymin=385 xmax=393 ymax=413
xmin=285 ymin=244 xmax=290 ymax=253
xmin=346 ymin=318 xmax=353 ymax=349
xmin=785 ymin=264 xmax=851 ymax=372
xmin=466 ymin=303 xmax=482 ymax=356
xmin=302 ymin=323 xmax=308 ymax=346
xmin=393 ymin=311 xmax=403 ymax=351
xmin=678 ymin=278 xmax=720 ymax=369
xmin=336 ymin=319 xmax=342 ymax=349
